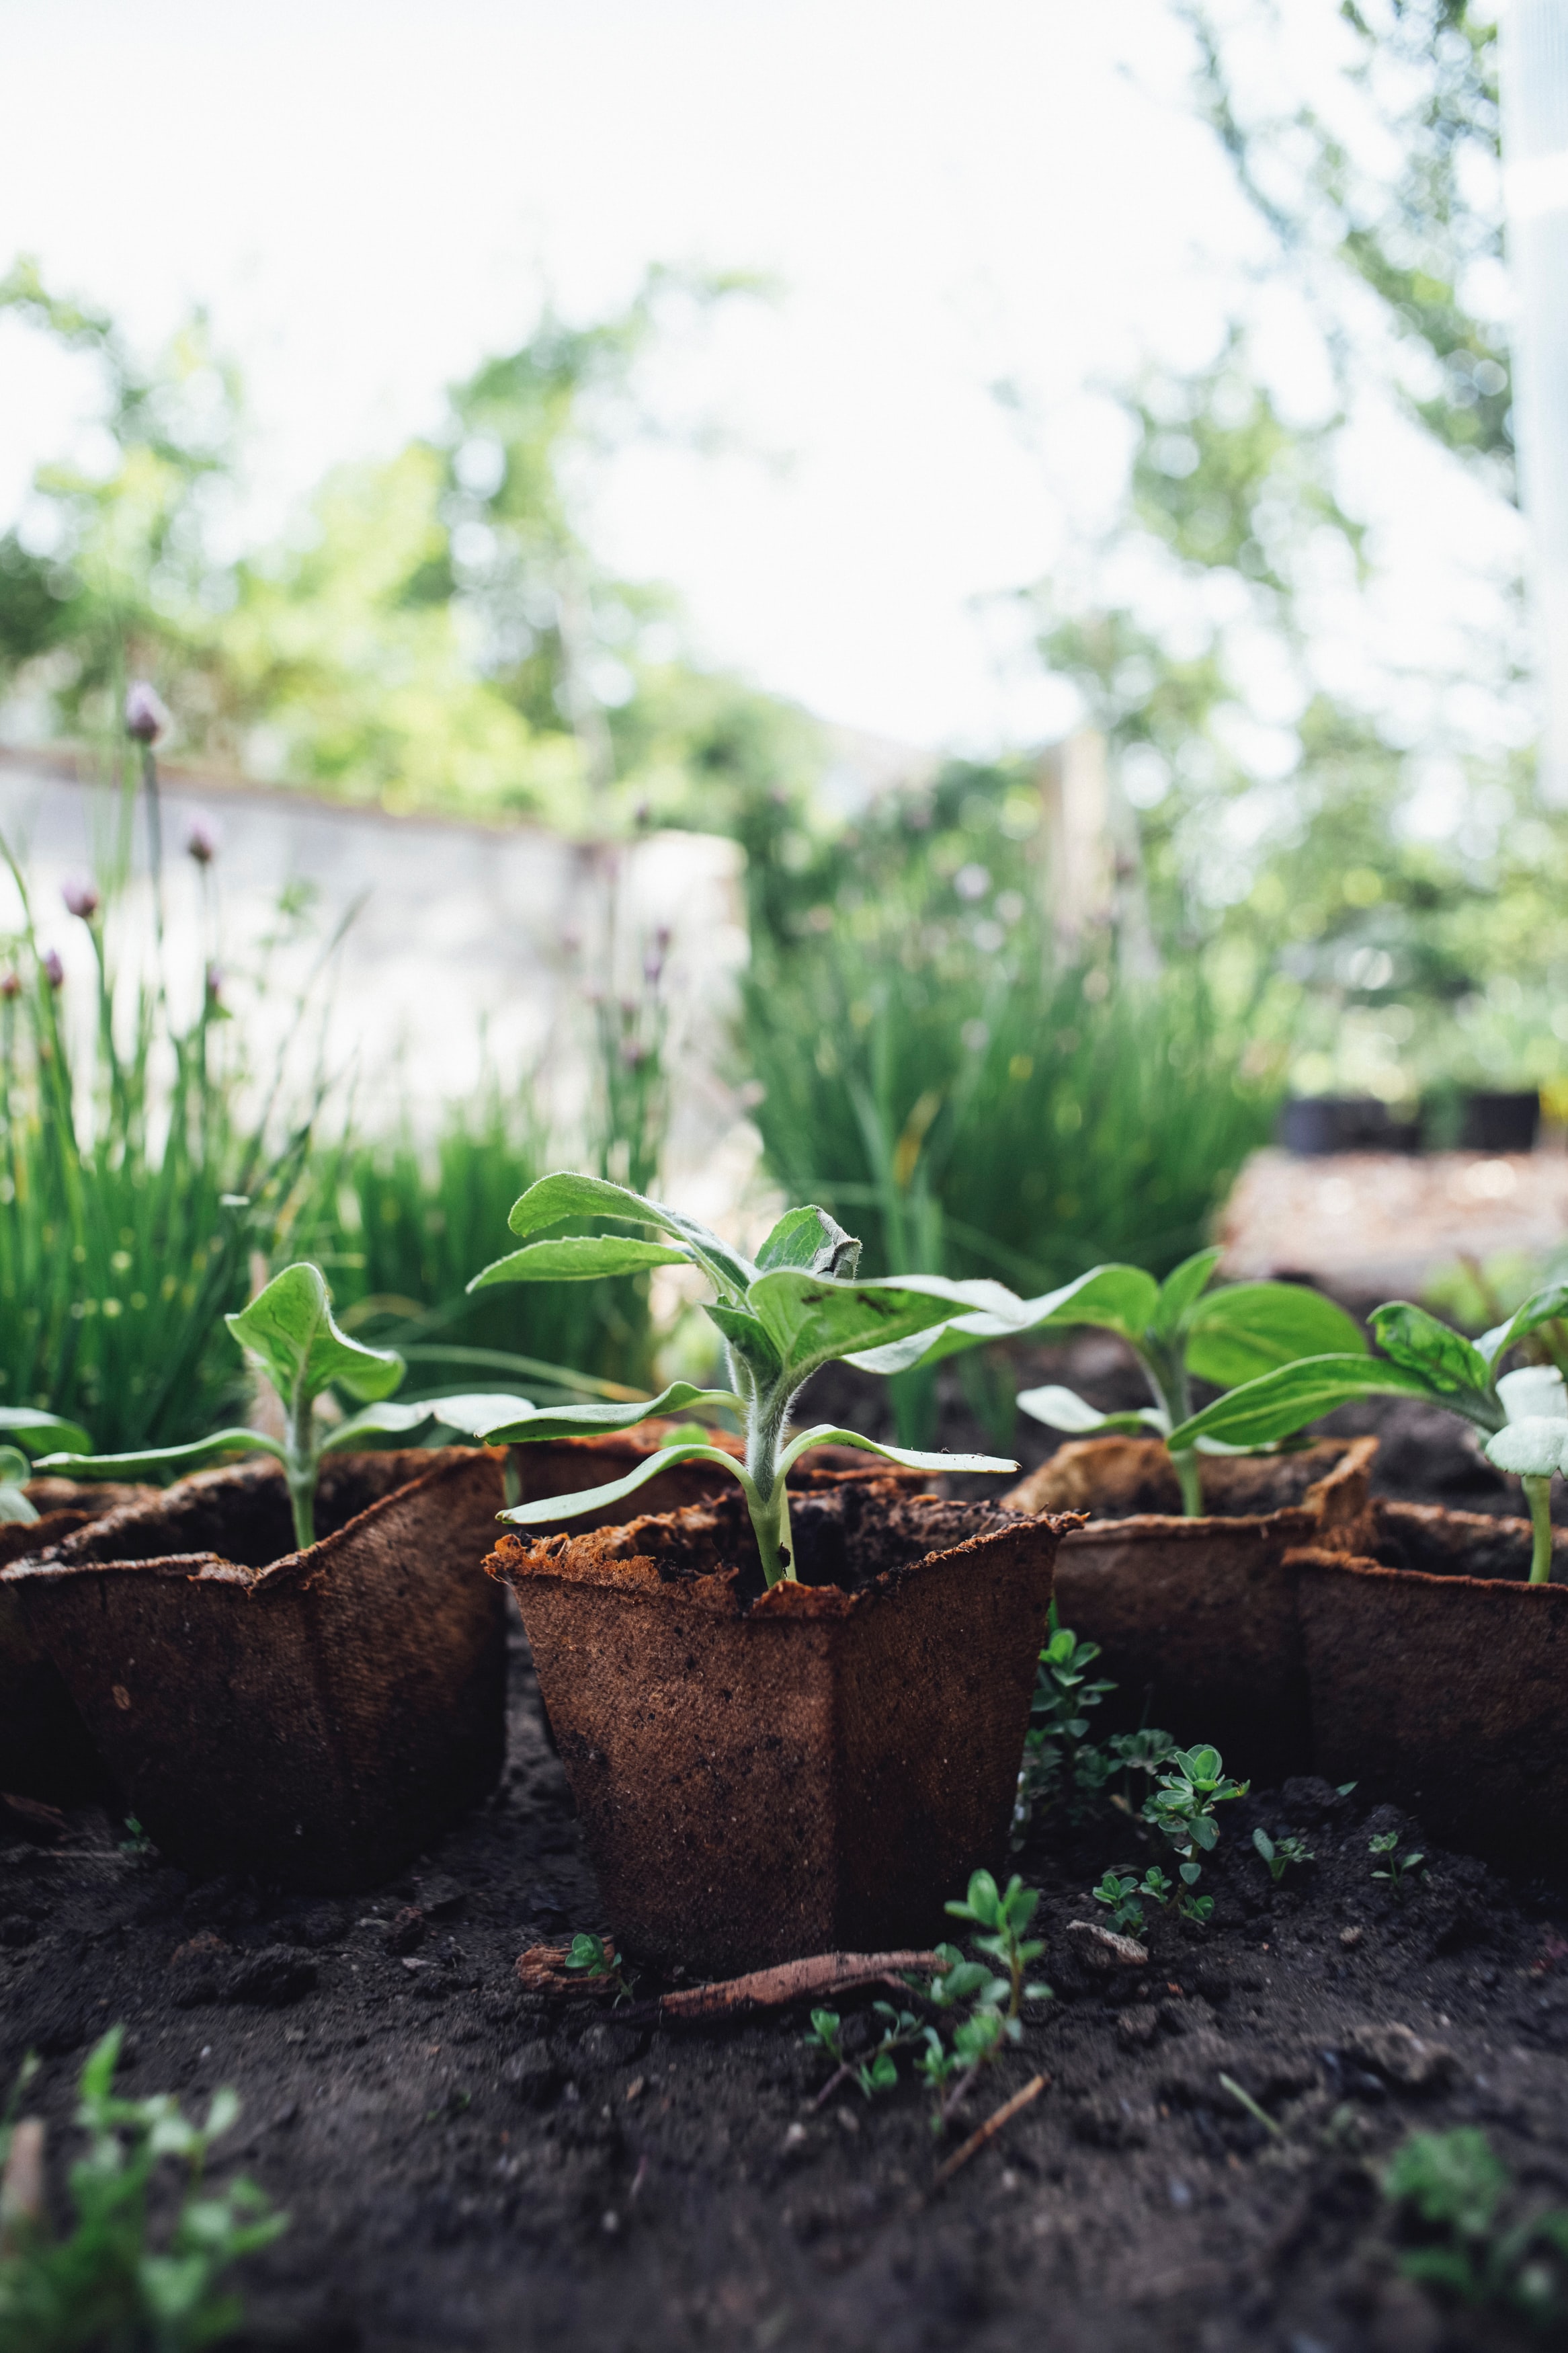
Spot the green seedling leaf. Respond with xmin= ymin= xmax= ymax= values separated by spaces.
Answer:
xmin=1167 ymin=1353 xmax=1439 ymax=1451
xmin=747 ymin=1268 xmax=994 ymax=1387
xmin=0 ymin=1406 xmax=93 ymax=1458
xmin=1183 ymin=1281 xmax=1368 ymax=1389
xmin=1151 ymin=1248 xmax=1223 ymax=1343
xmin=414 ymin=1392 xmax=541 ymax=1437
xmin=843 ymin=1260 xmax=1159 ymax=1378
xmin=36 ymin=1428 xmax=284 ymax=1480
xmin=1370 ymin=1300 xmax=1496 ymax=1409
xmin=481 ymin=1382 xmax=741 ymax=1446
xmin=1479 ymin=1278 xmax=1568 ymax=1367
xmin=754 ymin=1204 xmax=861 ymax=1277
xmin=1016 ymin=1384 xmax=1167 ymax=1437
xmin=501 ymin=1172 xmax=758 ymax=1300
xmin=320 ymin=1399 xmax=440 ymax=1451
xmin=1485 ymin=1418 xmax=1568 ymax=1480
xmin=776 ymin=1423 xmax=1018 ymax=1478
xmin=497 ymin=1441 xmax=749 ymax=1528
xmin=1029 ymin=1262 xmax=1161 ymax=1348
xmin=0 ymin=1445 xmax=38 ymax=1523
xmin=467 ymin=1233 xmax=690 ymax=1289
xmin=704 ymin=1302 xmax=786 ymax=1386
xmin=228 ymin=1263 xmax=403 ymax=1408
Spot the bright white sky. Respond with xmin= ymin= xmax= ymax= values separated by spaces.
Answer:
xmin=0 ymin=0 xmax=1522 ymax=756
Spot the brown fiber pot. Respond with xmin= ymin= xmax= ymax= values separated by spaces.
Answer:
xmin=1002 ymin=1437 xmax=1378 ymax=1780
xmin=1 ymin=1481 xmax=157 ymax=1803
xmin=486 ymin=1483 xmax=1071 ymax=1976
xmin=1290 ymin=1500 xmax=1568 ymax=1870
xmin=0 ymin=1449 xmax=507 ymax=1890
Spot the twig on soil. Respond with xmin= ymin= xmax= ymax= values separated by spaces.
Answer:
xmin=612 ymin=1950 xmax=946 ymax=2026
xmin=1065 ymin=1920 xmax=1148 ymax=1965
xmin=926 ymin=2075 xmax=1049 ymax=2196
xmin=1 ymin=1792 xmax=67 ymax=1843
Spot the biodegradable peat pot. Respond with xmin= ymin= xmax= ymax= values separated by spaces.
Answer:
xmin=1291 ymin=1499 xmax=1568 ymax=1870
xmin=1 ymin=1509 xmax=99 ymax=1802
xmin=487 ymin=1482 xmax=1070 ymax=1976
xmin=0 ymin=1449 xmax=507 ymax=1890
xmin=1003 ymin=1437 xmax=1378 ymax=1778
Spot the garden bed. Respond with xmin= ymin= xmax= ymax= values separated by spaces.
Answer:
xmin=5 ymin=1398 xmax=1568 ymax=2352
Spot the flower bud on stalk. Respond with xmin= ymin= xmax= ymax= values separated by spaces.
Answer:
xmin=0 ymin=971 xmax=21 ymax=1000
xmin=185 ymin=817 xmax=218 ymax=865
xmin=62 ymin=877 xmax=99 ymax=921
xmin=124 ymin=681 xmax=169 ymax=744
xmin=42 ymin=949 xmax=64 ymax=990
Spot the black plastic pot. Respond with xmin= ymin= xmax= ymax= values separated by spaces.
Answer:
xmin=1276 ymin=1096 xmax=1419 ymax=1156
xmin=1459 ymin=1090 xmax=1540 ymax=1153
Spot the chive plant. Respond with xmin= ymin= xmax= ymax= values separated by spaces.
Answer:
xmin=1167 ymin=1285 xmax=1568 ymax=1583
xmin=847 ymin=1247 xmax=1365 ymax=1517
xmin=37 ymin=1263 xmax=530 ymax=1551
xmin=468 ymin=1174 xmax=1018 ymax=1585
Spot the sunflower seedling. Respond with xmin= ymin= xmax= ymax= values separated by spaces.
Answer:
xmin=847 ymin=1248 xmax=1365 ymax=1519
xmin=1253 ymin=1828 xmax=1313 ymax=1883
xmin=1169 ymin=1285 xmax=1568 ymax=1583
xmin=36 ymin=1262 xmax=530 ymax=1550
xmin=1370 ymin=1831 xmax=1426 ymax=1895
xmin=468 ymin=1176 xmax=1018 ymax=1583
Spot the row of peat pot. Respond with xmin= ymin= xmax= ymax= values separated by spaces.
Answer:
xmin=0 ymin=1425 xmax=1563 ymax=1978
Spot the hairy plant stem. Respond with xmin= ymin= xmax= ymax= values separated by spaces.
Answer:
xmin=741 ymin=1373 xmax=796 ymax=1587
xmin=1171 ymin=1448 xmax=1204 ymax=1518
xmin=1141 ymin=1342 xmax=1202 ymax=1518
xmin=284 ymin=1385 xmax=318 ymax=1553
xmin=1525 ymin=1474 xmax=1555 ymax=1585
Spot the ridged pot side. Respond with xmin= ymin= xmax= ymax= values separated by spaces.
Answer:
xmin=487 ymin=1485 xmax=1069 ymax=1977
xmin=0 ymin=1509 xmax=98 ymax=1801
xmin=1 ymin=1450 xmax=507 ymax=1890
xmin=1292 ymin=1501 xmax=1568 ymax=1870
xmin=1025 ymin=1439 xmax=1378 ymax=1779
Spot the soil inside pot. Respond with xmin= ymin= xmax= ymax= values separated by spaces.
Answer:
xmin=50 ymin=1450 xmax=452 ymax=1574
xmin=589 ymin=1480 xmax=1018 ymax=1601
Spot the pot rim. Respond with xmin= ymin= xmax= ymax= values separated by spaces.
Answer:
xmin=489 ymin=1492 xmax=1081 ymax=1623
xmin=0 ymin=1446 xmax=486 ymax=1602
xmin=1286 ymin=1536 xmax=1568 ymax=1603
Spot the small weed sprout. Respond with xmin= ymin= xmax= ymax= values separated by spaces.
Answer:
xmin=901 ymin=1872 xmax=1053 ymax=2130
xmin=0 ymin=2026 xmax=284 ymax=2353
xmin=37 ymin=1263 xmax=529 ymax=1550
xmin=1091 ymin=1867 xmax=1181 ymax=1936
xmin=1141 ymin=1745 xmax=1249 ymax=1923
xmin=1015 ymin=1618 xmax=1116 ymax=1833
xmin=807 ymin=2005 xmax=925 ymax=2105
xmin=564 ymin=1932 xmax=634 ymax=2001
xmin=1253 ymin=1828 xmax=1314 ymax=1883
xmin=1384 ymin=2127 xmax=1568 ymax=2325
xmin=1370 ymin=1831 xmax=1426 ymax=1895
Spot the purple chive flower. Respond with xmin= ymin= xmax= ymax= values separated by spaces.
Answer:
xmin=0 ymin=971 xmax=20 ymax=1000
xmin=185 ymin=816 xmax=219 ymax=866
xmin=205 ymin=961 xmax=223 ymax=1002
xmin=42 ymin=949 xmax=64 ymax=989
xmin=62 ymin=877 xmax=99 ymax=921
xmin=124 ymin=681 xmax=169 ymax=744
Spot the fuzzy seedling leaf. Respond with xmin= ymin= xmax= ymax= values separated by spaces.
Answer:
xmin=1016 ymin=1384 xmax=1166 ymax=1438
xmin=747 ymin=1268 xmax=993 ymax=1388
xmin=0 ymin=1405 xmax=93 ymax=1458
xmin=1484 ymin=1418 xmax=1568 ymax=1480
xmin=1182 ymin=1281 xmax=1368 ymax=1389
xmin=754 ymin=1204 xmax=861 ymax=1277
xmin=1167 ymin=1352 xmax=1438 ymax=1452
xmin=1370 ymin=1302 xmax=1495 ymax=1410
xmin=36 ymin=1427 xmax=285 ymax=1480
xmin=482 ymin=1380 xmax=740 ymax=1446
xmin=776 ymin=1423 xmax=1018 ymax=1477
xmin=227 ymin=1263 xmax=403 ymax=1410
xmin=704 ymin=1303 xmax=786 ymax=1386
xmin=1479 ymin=1279 xmax=1568 ymax=1368
xmin=501 ymin=1171 xmax=757 ymax=1301
xmin=1150 ymin=1248 xmax=1223 ymax=1343
xmin=497 ymin=1439 xmax=750 ymax=1529
xmin=1496 ymin=1365 xmax=1568 ymax=1423
xmin=468 ymin=1234 xmax=690 ymax=1289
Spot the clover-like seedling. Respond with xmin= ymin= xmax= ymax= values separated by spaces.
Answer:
xmin=1139 ymin=1743 xmax=1248 ymax=1923
xmin=564 ymin=1931 xmax=634 ymax=2001
xmin=467 ymin=1176 xmax=1018 ymax=1585
xmin=1370 ymin=1829 xmax=1426 ymax=1895
xmin=1383 ymin=2126 xmax=1568 ymax=2323
xmin=35 ymin=1263 xmax=532 ymax=1551
xmin=807 ymin=2003 xmax=922 ymax=2103
xmin=1169 ymin=1285 xmax=1568 ymax=1583
xmin=1253 ymin=1827 xmax=1313 ymax=1884
xmin=0 ymin=1412 xmax=93 ymax=1525
xmin=848 ymin=1246 xmax=1365 ymax=1518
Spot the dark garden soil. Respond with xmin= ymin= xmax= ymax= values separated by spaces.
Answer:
xmin=7 ymin=1391 xmax=1568 ymax=2353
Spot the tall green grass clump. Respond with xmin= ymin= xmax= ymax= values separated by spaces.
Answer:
xmin=0 ymin=782 xmax=311 ymax=1452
